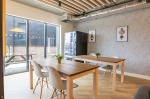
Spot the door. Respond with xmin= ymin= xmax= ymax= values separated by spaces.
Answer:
xmin=0 ymin=0 xmax=5 ymax=98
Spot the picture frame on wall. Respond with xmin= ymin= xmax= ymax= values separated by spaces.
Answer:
xmin=88 ymin=30 xmax=96 ymax=42
xmin=117 ymin=26 xmax=128 ymax=42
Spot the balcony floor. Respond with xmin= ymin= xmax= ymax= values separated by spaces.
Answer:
xmin=4 ymin=63 xmax=28 ymax=75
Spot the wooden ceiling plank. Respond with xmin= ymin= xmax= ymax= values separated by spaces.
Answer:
xmin=41 ymin=0 xmax=75 ymax=14
xmin=60 ymin=0 xmax=84 ymax=12
xmin=50 ymin=0 xmax=80 ymax=13
xmin=113 ymin=0 xmax=117 ymax=2
xmin=81 ymin=0 xmax=95 ymax=8
xmin=96 ymin=0 xmax=105 ymax=5
xmin=38 ymin=0 xmax=76 ymax=15
xmin=89 ymin=0 xmax=101 ymax=7
xmin=66 ymin=0 xmax=87 ymax=11
xmin=105 ymin=0 xmax=111 ymax=4
xmin=73 ymin=0 xmax=91 ymax=9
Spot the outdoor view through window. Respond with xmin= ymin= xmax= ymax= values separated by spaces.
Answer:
xmin=5 ymin=15 xmax=60 ymax=75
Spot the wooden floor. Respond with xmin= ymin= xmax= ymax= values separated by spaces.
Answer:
xmin=4 ymin=71 xmax=150 ymax=99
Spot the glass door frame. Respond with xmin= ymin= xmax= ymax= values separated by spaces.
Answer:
xmin=6 ymin=14 xmax=61 ymax=70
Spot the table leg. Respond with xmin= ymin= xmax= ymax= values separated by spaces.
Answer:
xmin=5 ymin=56 xmax=15 ymax=63
xmin=66 ymin=76 xmax=73 ymax=99
xmin=121 ymin=61 xmax=124 ymax=83
xmin=30 ymin=62 xmax=33 ymax=89
xmin=30 ymin=55 xmax=33 ymax=60
xmin=93 ymin=68 xmax=98 ymax=99
xmin=112 ymin=64 xmax=117 ymax=91
xmin=20 ymin=55 xmax=26 ymax=61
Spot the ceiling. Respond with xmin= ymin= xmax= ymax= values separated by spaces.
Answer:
xmin=11 ymin=0 xmax=150 ymax=22
xmin=37 ymin=0 xmax=135 ymax=16
xmin=12 ymin=0 xmax=135 ymax=16
xmin=11 ymin=0 xmax=64 ymax=15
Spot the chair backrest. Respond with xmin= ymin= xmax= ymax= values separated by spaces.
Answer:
xmin=30 ymin=61 xmax=45 ymax=78
xmin=90 ymin=53 xmax=96 ymax=56
xmin=48 ymin=67 xmax=65 ymax=90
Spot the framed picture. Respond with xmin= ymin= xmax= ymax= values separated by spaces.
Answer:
xmin=117 ymin=26 xmax=128 ymax=42
xmin=88 ymin=30 xmax=96 ymax=42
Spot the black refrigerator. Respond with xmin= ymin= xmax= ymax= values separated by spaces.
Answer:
xmin=64 ymin=31 xmax=88 ymax=60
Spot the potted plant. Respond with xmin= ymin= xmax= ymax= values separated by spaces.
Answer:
xmin=55 ymin=54 xmax=63 ymax=64
xmin=95 ymin=52 xmax=101 ymax=58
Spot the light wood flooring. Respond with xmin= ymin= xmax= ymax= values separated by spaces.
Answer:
xmin=4 ymin=71 xmax=150 ymax=99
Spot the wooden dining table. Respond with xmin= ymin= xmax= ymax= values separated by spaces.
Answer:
xmin=73 ymin=55 xmax=125 ymax=91
xmin=29 ymin=58 xmax=99 ymax=99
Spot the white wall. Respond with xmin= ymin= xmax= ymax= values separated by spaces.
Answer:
xmin=6 ymin=0 xmax=74 ymax=54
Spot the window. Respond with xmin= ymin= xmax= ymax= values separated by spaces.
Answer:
xmin=46 ymin=24 xmax=60 ymax=56
xmin=5 ymin=15 xmax=60 ymax=74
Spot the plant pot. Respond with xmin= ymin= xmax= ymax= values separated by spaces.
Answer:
xmin=58 ymin=59 xmax=61 ymax=64
xmin=96 ymin=56 xmax=98 ymax=58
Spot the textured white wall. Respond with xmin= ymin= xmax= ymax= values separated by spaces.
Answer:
xmin=75 ymin=8 xmax=150 ymax=76
xmin=6 ymin=0 xmax=73 ymax=54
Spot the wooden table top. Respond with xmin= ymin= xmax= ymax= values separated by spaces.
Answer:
xmin=31 ymin=58 xmax=99 ymax=76
xmin=74 ymin=55 xmax=125 ymax=63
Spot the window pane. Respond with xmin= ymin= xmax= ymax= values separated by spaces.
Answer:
xmin=46 ymin=24 xmax=60 ymax=57
xmin=29 ymin=20 xmax=44 ymax=58
xmin=6 ymin=16 xmax=27 ymax=55
xmin=5 ymin=15 xmax=27 ymax=75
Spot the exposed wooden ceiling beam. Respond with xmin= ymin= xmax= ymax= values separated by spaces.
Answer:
xmin=89 ymin=0 xmax=101 ymax=7
xmin=66 ymin=0 xmax=87 ymax=11
xmin=50 ymin=0 xmax=80 ymax=13
xmin=81 ymin=0 xmax=95 ymax=8
xmin=38 ymin=0 xmax=76 ymax=14
xmin=60 ymin=0 xmax=84 ymax=12
xmin=112 ymin=0 xmax=117 ymax=3
xmin=73 ymin=0 xmax=91 ymax=9
xmin=105 ymin=0 xmax=111 ymax=4
xmin=96 ymin=0 xmax=105 ymax=5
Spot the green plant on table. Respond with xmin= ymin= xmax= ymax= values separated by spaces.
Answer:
xmin=55 ymin=54 xmax=63 ymax=64
xmin=95 ymin=52 xmax=101 ymax=58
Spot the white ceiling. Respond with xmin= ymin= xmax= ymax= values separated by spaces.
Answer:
xmin=11 ymin=0 xmax=65 ymax=15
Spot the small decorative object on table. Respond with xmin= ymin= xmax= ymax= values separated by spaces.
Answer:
xmin=55 ymin=54 xmax=63 ymax=64
xmin=95 ymin=52 xmax=101 ymax=58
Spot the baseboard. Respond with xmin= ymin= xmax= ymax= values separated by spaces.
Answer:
xmin=98 ymin=68 xmax=150 ymax=80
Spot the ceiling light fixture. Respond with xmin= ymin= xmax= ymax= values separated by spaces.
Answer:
xmin=58 ymin=0 xmax=61 ymax=6
xmin=83 ymin=12 xmax=86 ymax=16
xmin=10 ymin=27 xmax=25 ymax=33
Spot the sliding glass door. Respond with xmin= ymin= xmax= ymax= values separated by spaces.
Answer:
xmin=5 ymin=15 xmax=60 ymax=75
xmin=5 ymin=15 xmax=27 ymax=75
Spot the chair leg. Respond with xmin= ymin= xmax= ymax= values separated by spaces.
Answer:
xmin=110 ymin=71 xmax=112 ymax=84
xmin=101 ymin=70 xmax=107 ymax=80
xmin=116 ymin=74 xmax=120 ymax=81
xmin=63 ymin=90 xmax=66 ymax=99
xmin=33 ymin=78 xmax=40 ymax=93
xmin=60 ymin=90 xmax=63 ymax=99
xmin=40 ymin=78 xmax=44 ymax=99
xmin=46 ymin=77 xmax=49 ymax=88
xmin=50 ymin=88 xmax=56 ymax=99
